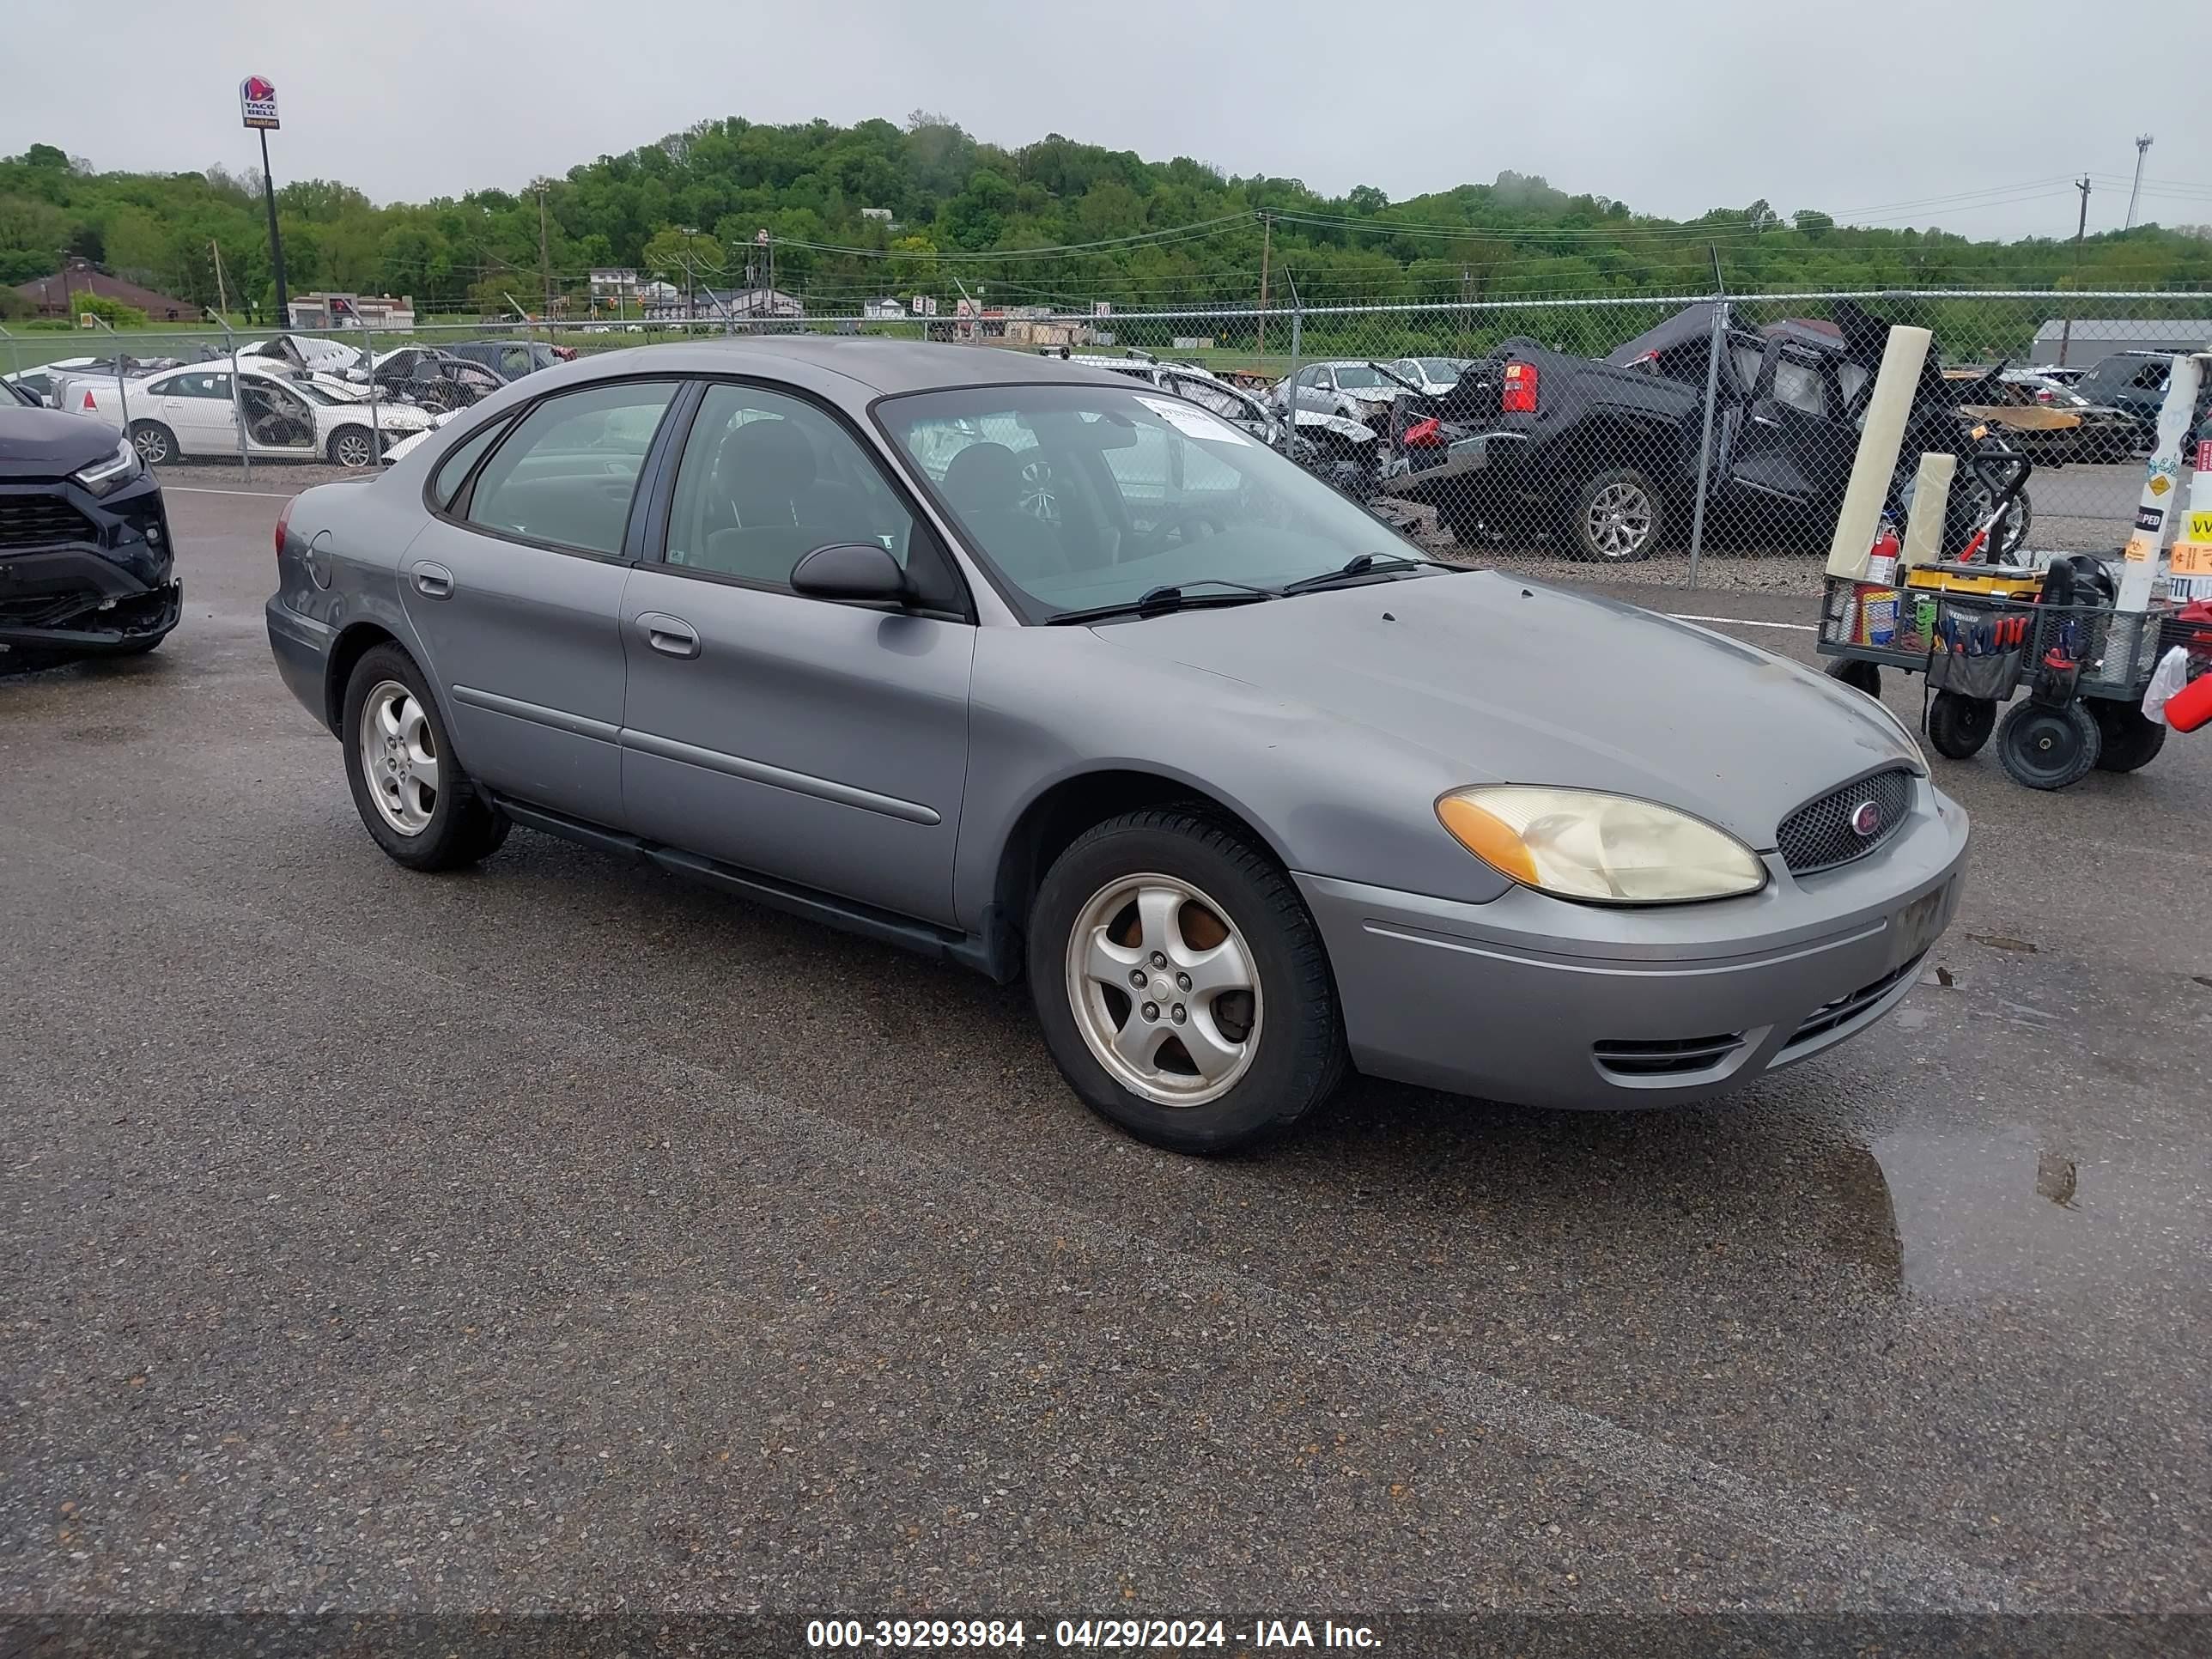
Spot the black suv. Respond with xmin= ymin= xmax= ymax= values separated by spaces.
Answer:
xmin=1 ymin=404 xmax=179 ymax=664
xmin=2071 ymin=350 xmax=2212 ymax=452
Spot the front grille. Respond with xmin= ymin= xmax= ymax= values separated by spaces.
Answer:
xmin=1781 ymin=955 xmax=1924 ymax=1054
xmin=0 ymin=495 xmax=97 ymax=550
xmin=1593 ymin=1032 xmax=1746 ymax=1079
xmin=1776 ymin=769 xmax=1912 ymax=876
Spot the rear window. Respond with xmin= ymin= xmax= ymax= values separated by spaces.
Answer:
xmin=431 ymin=416 xmax=514 ymax=508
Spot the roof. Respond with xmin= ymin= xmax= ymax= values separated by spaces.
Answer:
xmin=542 ymin=336 xmax=1140 ymax=398
xmin=2030 ymin=319 xmax=2212 ymax=343
xmin=13 ymin=265 xmax=204 ymax=319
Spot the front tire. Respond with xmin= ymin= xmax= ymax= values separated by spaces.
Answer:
xmin=1565 ymin=467 xmax=1664 ymax=562
xmin=1825 ymin=658 xmax=1881 ymax=698
xmin=1926 ymin=691 xmax=1996 ymax=760
xmin=341 ymin=644 xmax=510 ymax=870
xmin=128 ymin=421 xmax=177 ymax=467
xmin=1028 ymin=808 xmax=1346 ymax=1154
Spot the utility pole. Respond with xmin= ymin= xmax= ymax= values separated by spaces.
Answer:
xmin=1256 ymin=211 xmax=1272 ymax=359
xmin=537 ymin=185 xmax=554 ymax=331
xmin=679 ymin=226 xmax=698 ymax=324
xmin=2125 ymin=135 xmax=2154 ymax=230
xmin=2057 ymin=175 xmax=2091 ymax=367
xmin=210 ymin=240 xmax=229 ymax=320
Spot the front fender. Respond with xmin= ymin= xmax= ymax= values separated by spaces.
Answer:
xmin=954 ymin=627 xmax=1513 ymax=931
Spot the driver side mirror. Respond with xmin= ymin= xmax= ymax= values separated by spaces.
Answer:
xmin=791 ymin=541 xmax=913 ymax=605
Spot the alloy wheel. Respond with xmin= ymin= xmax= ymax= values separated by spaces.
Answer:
xmin=1586 ymin=481 xmax=1654 ymax=558
xmin=334 ymin=430 xmax=374 ymax=469
xmin=1064 ymin=872 xmax=1262 ymax=1107
xmin=131 ymin=426 xmax=169 ymax=465
xmin=359 ymin=679 xmax=440 ymax=835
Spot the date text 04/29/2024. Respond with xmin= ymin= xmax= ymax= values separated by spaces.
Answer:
xmin=804 ymin=1618 xmax=1383 ymax=1649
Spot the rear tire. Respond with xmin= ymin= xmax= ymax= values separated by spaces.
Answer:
xmin=341 ymin=643 xmax=510 ymax=871
xmin=2089 ymin=698 xmax=2167 ymax=772
xmin=128 ymin=421 xmax=176 ymax=467
xmin=1925 ymin=691 xmax=1996 ymax=760
xmin=1028 ymin=807 xmax=1347 ymax=1155
xmin=1565 ymin=467 xmax=1664 ymax=562
xmin=1996 ymin=700 xmax=2100 ymax=790
xmin=328 ymin=425 xmax=377 ymax=469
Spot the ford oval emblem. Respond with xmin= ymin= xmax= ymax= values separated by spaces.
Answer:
xmin=1850 ymin=800 xmax=1882 ymax=838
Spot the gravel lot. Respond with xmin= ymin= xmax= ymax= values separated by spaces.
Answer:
xmin=3 ymin=482 xmax=2209 ymax=1647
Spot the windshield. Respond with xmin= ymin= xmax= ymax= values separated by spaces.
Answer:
xmin=1331 ymin=364 xmax=1387 ymax=389
xmin=880 ymin=383 xmax=1423 ymax=620
xmin=289 ymin=380 xmax=344 ymax=405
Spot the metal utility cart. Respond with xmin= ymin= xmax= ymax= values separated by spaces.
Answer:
xmin=1816 ymin=567 xmax=2203 ymax=788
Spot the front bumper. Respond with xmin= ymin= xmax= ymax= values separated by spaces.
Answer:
xmin=1299 ymin=781 xmax=1970 ymax=1109
xmin=0 ymin=552 xmax=179 ymax=655
xmin=0 ymin=476 xmax=178 ymax=655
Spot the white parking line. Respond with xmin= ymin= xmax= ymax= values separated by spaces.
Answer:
xmin=1666 ymin=611 xmax=1817 ymax=632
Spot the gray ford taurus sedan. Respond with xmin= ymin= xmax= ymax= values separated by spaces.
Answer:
xmin=266 ymin=338 xmax=1966 ymax=1152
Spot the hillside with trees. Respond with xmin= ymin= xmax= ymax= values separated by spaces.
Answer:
xmin=5 ymin=118 xmax=2209 ymax=325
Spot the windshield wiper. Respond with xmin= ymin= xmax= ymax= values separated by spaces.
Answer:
xmin=1045 ymin=578 xmax=1279 ymax=626
xmin=1279 ymin=554 xmax=1431 ymax=595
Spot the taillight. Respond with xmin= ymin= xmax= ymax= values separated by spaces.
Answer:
xmin=1500 ymin=361 xmax=1538 ymax=414
xmin=274 ymin=495 xmax=295 ymax=567
xmin=1402 ymin=416 xmax=1443 ymax=447
xmin=2034 ymin=388 xmax=2053 ymax=404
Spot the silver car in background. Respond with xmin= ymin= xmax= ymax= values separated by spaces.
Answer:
xmin=266 ymin=339 xmax=1966 ymax=1153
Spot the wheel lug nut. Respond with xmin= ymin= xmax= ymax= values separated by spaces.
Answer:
xmin=1150 ymin=951 xmax=1167 ymax=969
xmin=1127 ymin=969 xmax=1146 ymax=988
xmin=1141 ymin=1002 xmax=1159 ymax=1021
xmin=1171 ymin=1004 xmax=1187 ymax=1024
xmin=1176 ymin=972 xmax=1192 ymax=992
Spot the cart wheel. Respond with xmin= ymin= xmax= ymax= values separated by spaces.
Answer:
xmin=2089 ymin=698 xmax=2168 ymax=772
xmin=1825 ymin=659 xmax=1881 ymax=698
xmin=1926 ymin=691 xmax=1996 ymax=760
xmin=1997 ymin=701 xmax=2101 ymax=790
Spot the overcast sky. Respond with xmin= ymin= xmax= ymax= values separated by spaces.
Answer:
xmin=11 ymin=1 xmax=2211 ymax=242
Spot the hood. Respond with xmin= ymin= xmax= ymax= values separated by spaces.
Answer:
xmin=0 ymin=405 xmax=127 ymax=479
xmin=1091 ymin=572 xmax=1918 ymax=848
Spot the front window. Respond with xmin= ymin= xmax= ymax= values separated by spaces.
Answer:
xmin=881 ymin=384 xmax=1423 ymax=619
xmin=1418 ymin=358 xmax=1461 ymax=382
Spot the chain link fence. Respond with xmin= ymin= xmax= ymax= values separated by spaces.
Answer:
xmin=7 ymin=289 xmax=2205 ymax=592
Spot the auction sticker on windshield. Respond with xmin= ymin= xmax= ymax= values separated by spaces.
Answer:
xmin=1134 ymin=394 xmax=1250 ymax=445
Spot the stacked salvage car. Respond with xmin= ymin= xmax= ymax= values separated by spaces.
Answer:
xmin=0 ymin=394 xmax=179 ymax=666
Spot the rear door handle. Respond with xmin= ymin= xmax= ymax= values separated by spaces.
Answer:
xmin=410 ymin=561 xmax=454 ymax=599
xmin=638 ymin=612 xmax=700 ymax=659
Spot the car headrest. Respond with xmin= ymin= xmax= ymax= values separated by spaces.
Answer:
xmin=942 ymin=442 xmax=1024 ymax=514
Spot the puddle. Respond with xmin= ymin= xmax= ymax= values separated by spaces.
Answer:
xmin=1866 ymin=1125 xmax=2208 ymax=1304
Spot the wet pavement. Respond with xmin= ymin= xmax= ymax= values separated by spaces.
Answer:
xmin=3 ymin=484 xmax=2209 ymax=1632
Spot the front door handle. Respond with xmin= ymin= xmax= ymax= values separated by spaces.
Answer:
xmin=410 ymin=561 xmax=455 ymax=599
xmin=638 ymin=611 xmax=700 ymax=659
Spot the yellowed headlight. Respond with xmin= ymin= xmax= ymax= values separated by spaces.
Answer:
xmin=1437 ymin=786 xmax=1767 ymax=903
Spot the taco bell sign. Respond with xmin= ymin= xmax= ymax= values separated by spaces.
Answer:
xmin=240 ymin=76 xmax=280 ymax=130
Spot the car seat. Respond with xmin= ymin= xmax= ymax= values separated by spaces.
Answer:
xmin=940 ymin=442 xmax=1070 ymax=580
xmin=690 ymin=416 xmax=863 ymax=585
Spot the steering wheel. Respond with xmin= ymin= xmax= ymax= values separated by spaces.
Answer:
xmin=1134 ymin=504 xmax=1227 ymax=557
